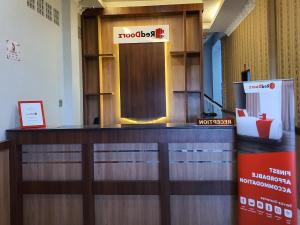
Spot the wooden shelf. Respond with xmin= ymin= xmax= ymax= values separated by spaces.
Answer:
xmin=85 ymin=93 xmax=100 ymax=96
xmin=82 ymin=5 xmax=203 ymax=125
xmin=100 ymin=53 xmax=114 ymax=58
xmin=170 ymin=51 xmax=185 ymax=56
xmin=186 ymin=51 xmax=200 ymax=56
xmin=170 ymin=51 xmax=200 ymax=56
xmin=100 ymin=92 xmax=113 ymax=95
xmin=173 ymin=90 xmax=201 ymax=94
xmin=84 ymin=53 xmax=114 ymax=58
xmin=84 ymin=92 xmax=113 ymax=96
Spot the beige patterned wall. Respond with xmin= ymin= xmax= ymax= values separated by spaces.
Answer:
xmin=222 ymin=0 xmax=300 ymax=127
xmin=275 ymin=0 xmax=300 ymax=127
xmin=222 ymin=0 xmax=270 ymax=113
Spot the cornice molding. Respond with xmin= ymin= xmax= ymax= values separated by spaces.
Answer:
xmin=78 ymin=0 xmax=104 ymax=14
xmin=224 ymin=0 xmax=256 ymax=36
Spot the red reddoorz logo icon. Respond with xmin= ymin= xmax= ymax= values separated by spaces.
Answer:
xmin=249 ymin=82 xmax=276 ymax=90
xmin=118 ymin=28 xmax=165 ymax=39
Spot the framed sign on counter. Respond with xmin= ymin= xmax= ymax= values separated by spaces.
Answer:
xmin=18 ymin=101 xmax=46 ymax=128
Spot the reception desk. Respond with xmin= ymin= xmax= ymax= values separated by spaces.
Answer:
xmin=7 ymin=124 xmax=236 ymax=225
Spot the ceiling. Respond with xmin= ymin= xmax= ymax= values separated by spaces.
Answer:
xmin=79 ymin=0 xmax=255 ymax=35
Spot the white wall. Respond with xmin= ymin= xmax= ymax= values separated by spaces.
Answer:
xmin=62 ymin=0 xmax=83 ymax=126
xmin=0 ymin=0 xmax=82 ymax=141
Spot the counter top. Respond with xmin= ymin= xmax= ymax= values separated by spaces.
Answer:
xmin=7 ymin=123 xmax=235 ymax=132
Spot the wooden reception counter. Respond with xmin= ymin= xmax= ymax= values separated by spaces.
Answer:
xmin=7 ymin=124 xmax=236 ymax=225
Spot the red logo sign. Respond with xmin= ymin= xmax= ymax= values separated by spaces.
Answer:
xmin=118 ymin=28 xmax=165 ymax=39
xmin=249 ymin=83 xmax=277 ymax=90
xmin=270 ymin=82 xmax=276 ymax=89
xmin=155 ymin=28 xmax=165 ymax=39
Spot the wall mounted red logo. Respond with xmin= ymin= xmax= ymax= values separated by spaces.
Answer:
xmin=155 ymin=28 xmax=164 ymax=39
xmin=113 ymin=25 xmax=169 ymax=44
xmin=243 ymin=80 xmax=281 ymax=94
xmin=248 ymin=82 xmax=276 ymax=90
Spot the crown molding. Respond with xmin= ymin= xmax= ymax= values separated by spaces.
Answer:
xmin=224 ymin=0 xmax=255 ymax=36
xmin=78 ymin=0 xmax=105 ymax=14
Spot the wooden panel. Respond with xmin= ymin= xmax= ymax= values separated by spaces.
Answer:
xmin=171 ymin=56 xmax=185 ymax=91
xmin=8 ymin=126 xmax=235 ymax=225
xmin=85 ymin=58 xmax=99 ymax=94
xmin=94 ymin=143 xmax=159 ymax=180
xmin=187 ymin=93 xmax=201 ymax=122
xmin=83 ymin=17 xmax=98 ymax=55
xmin=22 ymin=145 xmax=82 ymax=181
xmin=0 ymin=148 xmax=10 ymax=225
xmin=101 ymin=57 xmax=117 ymax=126
xmin=169 ymin=162 xmax=234 ymax=181
xmin=169 ymin=143 xmax=235 ymax=181
xmin=120 ymin=43 xmax=166 ymax=119
xmin=95 ymin=195 xmax=160 ymax=225
xmin=94 ymin=9 xmax=202 ymax=124
xmin=171 ymin=195 xmax=236 ymax=225
xmin=170 ymin=93 xmax=186 ymax=123
xmin=187 ymin=55 xmax=201 ymax=91
xmin=23 ymin=195 xmax=83 ymax=225
xmin=186 ymin=13 xmax=200 ymax=52
xmin=87 ymin=96 xmax=100 ymax=125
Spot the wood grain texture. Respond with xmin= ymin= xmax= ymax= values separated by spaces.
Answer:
xmin=95 ymin=195 xmax=160 ymax=225
xmin=169 ymin=143 xmax=235 ymax=180
xmin=82 ymin=15 xmax=100 ymax=126
xmin=0 ymin=141 xmax=11 ymax=151
xmin=186 ymin=13 xmax=200 ymax=52
xmin=86 ymin=95 xmax=100 ymax=125
xmin=23 ymin=195 xmax=83 ymax=225
xmin=8 ymin=126 xmax=235 ymax=225
xmin=82 ymin=17 xmax=98 ymax=55
xmin=171 ymin=195 xmax=236 ymax=225
xmin=94 ymin=143 xmax=159 ymax=180
xmin=119 ymin=43 xmax=166 ymax=119
xmin=94 ymin=6 xmax=202 ymax=125
xmin=22 ymin=145 xmax=82 ymax=181
xmin=0 ymin=148 xmax=10 ymax=225
xmin=85 ymin=58 xmax=100 ymax=94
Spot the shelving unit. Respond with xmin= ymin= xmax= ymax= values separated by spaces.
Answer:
xmin=170 ymin=11 xmax=203 ymax=123
xmin=82 ymin=5 xmax=203 ymax=125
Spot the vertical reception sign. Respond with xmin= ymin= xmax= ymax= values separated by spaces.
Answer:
xmin=235 ymin=79 xmax=298 ymax=225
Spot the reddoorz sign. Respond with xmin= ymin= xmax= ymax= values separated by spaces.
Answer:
xmin=113 ymin=25 xmax=169 ymax=44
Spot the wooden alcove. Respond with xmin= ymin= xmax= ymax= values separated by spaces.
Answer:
xmin=82 ymin=4 xmax=204 ymax=126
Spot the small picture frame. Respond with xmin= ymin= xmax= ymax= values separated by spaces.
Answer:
xmin=18 ymin=101 xmax=46 ymax=129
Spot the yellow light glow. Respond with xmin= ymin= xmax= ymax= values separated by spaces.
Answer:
xmin=115 ymin=44 xmax=121 ymax=123
xmin=120 ymin=117 xmax=167 ymax=124
xmin=114 ymin=40 xmax=171 ymax=125
xmin=164 ymin=42 xmax=171 ymax=122
xmin=98 ymin=16 xmax=104 ymax=125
